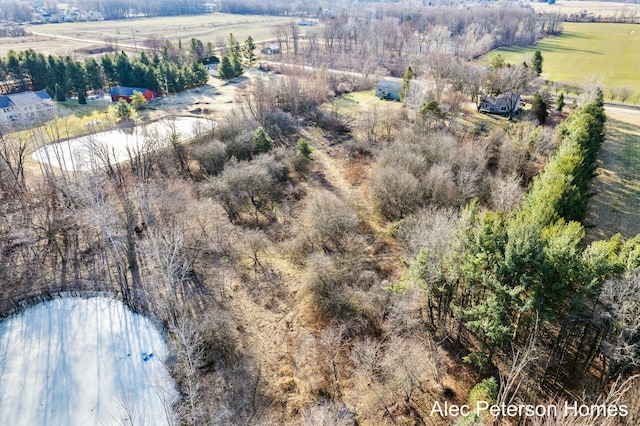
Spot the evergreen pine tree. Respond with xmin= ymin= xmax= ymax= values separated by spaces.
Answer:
xmin=296 ymin=138 xmax=312 ymax=160
xmin=191 ymin=62 xmax=209 ymax=86
xmin=532 ymin=50 xmax=543 ymax=75
xmin=232 ymin=55 xmax=243 ymax=77
xmin=131 ymin=91 xmax=147 ymax=109
xmin=115 ymin=98 xmax=133 ymax=121
xmin=594 ymin=87 xmax=605 ymax=107
xmin=218 ymin=56 xmax=234 ymax=79
xmin=400 ymin=66 xmax=413 ymax=101
xmin=532 ymin=92 xmax=548 ymax=124
xmin=557 ymin=92 xmax=565 ymax=111
xmin=54 ymin=83 xmax=65 ymax=101
xmin=243 ymin=36 xmax=257 ymax=67
xmin=253 ymin=127 xmax=273 ymax=153
xmin=491 ymin=54 xmax=505 ymax=69
xmin=227 ymin=33 xmax=241 ymax=58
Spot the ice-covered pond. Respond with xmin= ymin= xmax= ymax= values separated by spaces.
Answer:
xmin=33 ymin=116 xmax=215 ymax=171
xmin=0 ymin=296 xmax=175 ymax=426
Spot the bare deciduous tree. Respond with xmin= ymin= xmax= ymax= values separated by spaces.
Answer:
xmin=171 ymin=317 xmax=205 ymax=425
xmin=489 ymin=173 xmax=524 ymax=213
xmin=303 ymin=191 xmax=360 ymax=253
xmin=598 ymin=270 xmax=640 ymax=383
xmin=370 ymin=167 xmax=422 ymax=221
xmin=303 ymin=400 xmax=355 ymax=426
xmin=618 ymin=86 xmax=634 ymax=104
xmin=142 ymin=220 xmax=194 ymax=320
xmin=495 ymin=316 xmax=540 ymax=425
xmin=0 ymin=127 xmax=30 ymax=192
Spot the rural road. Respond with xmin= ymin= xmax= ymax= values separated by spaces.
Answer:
xmin=28 ymin=30 xmax=298 ymax=55
xmin=604 ymin=103 xmax=640 ymax=115
xmin=30 ymin=30 xmax=150 ymax=51
xmin=258 ymin=60 xmax=376 ymax=80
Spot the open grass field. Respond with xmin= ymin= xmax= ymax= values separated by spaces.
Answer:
xmin=482 ymin=23 xmax=640 ymax=102
xmin=530 ymin=0 xmax=640 ymax=18
xmin=328 ymin=90 xmax=401 ymax=115
xmin=586 ymin=106 xmax=640 ymax=242
xmin=0 ymin=13 xmax=293 ymax=57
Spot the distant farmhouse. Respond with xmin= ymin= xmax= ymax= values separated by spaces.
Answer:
xmin=375 ymin=78 xmax=402 ymax=101
xmin=109 ymin=87 xmax=156 ymax=103
xmin=261 ymin=45 xmax=281 ymax=55
xmin=0 ymin=90 xmax=55 ymax=124
xmin=479 ymin=93 xmax=521 ymax=116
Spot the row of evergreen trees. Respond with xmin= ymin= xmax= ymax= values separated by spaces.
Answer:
xmin=0 ymin=38 xmax=213 ymax=103
xmin=406 ymin=92 xmax=639 ymax=373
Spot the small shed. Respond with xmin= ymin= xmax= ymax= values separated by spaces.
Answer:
xmin=109 ymin=87 xmax=156 ymax=103
xmin=479 ymin=93 xmax=521 ymax=116
xmin=375 ymin=78 xmax=402 ymax=101
xmin=261 ymin=45 xmax=281 ymax=55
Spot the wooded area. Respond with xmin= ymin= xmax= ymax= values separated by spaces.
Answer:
xmin=0 ymin=1 xmax=639 ymax=424
xmin=0 ymin=38 xmax=213 ymax=99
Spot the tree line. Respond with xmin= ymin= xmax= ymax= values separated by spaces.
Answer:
xmin=83 ymin=0 xmax=210 ymax=19
xmin=0 ymin=38 xmax=213 ymax=102
xmin=266 ymin=3 xmax=560 ymax=77
xmin=404 ymin=91 xmax=640 ymax=387
xmin=2 ymin=0 xmax=211 ymax=23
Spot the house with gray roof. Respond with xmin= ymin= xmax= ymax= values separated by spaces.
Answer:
xmin=0 ymin=90 xmax=56 ymax=125
xmin=375 ymin=78 xmax=402 ymax=101
xmin=261 ymin=45 xmax=281 ymax=55
xmin=479 ymin=93 xmax=521 ymax=116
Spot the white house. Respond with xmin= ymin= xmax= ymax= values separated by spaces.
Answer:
xmin=0 ymin=90 xmax=56 ymax=125
xmin=479 ymin=93 xmax=521 ymax=116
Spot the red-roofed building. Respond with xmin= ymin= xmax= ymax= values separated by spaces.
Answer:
xmin=109 ymin=87 xmax=156 ymax=103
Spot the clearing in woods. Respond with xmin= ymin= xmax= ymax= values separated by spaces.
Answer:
xmin=0 ymin=13 xmax=294 ymax=57
xmin=481 ymin=22 xmax=640 ymax=102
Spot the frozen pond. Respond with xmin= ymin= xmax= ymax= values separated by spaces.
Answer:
xmin=33 ymin=117 xmax=215 ymax=171
xmin=0 ymin=296 xmax=175 ymax=426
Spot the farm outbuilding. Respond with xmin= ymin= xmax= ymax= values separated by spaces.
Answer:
xmin=109 ymin=87 xmax=156 ymax=103
xmin=375 ymin=78 xmax=402 ymax=101
xmin=261 ymin=45 xmax=281 ymax=55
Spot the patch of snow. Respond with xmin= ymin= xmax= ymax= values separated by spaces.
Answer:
xmin=32 ymin=117 xmax=216 ymax=171
xmin=0 ymin=296 xmax=176 ymax=426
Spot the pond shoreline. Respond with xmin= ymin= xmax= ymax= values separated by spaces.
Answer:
xmin=32 ymin=116 xmax=216 ymax=172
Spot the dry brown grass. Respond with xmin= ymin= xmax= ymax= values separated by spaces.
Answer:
xmin=530 ymin=0 xmax=640 ymax=18
xmin=586 ymin=106 xmax=640 ymax=242
xmin=2 ymin=13 xmax=293 ymax=57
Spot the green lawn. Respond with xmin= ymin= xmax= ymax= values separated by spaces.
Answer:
xmin=585 ymin=108 xmax=640 ymax=242
xmin=329 ymin=90 xmax=392 ymax=115
xmin=482 ymin=23 xmax=640 ymax=102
